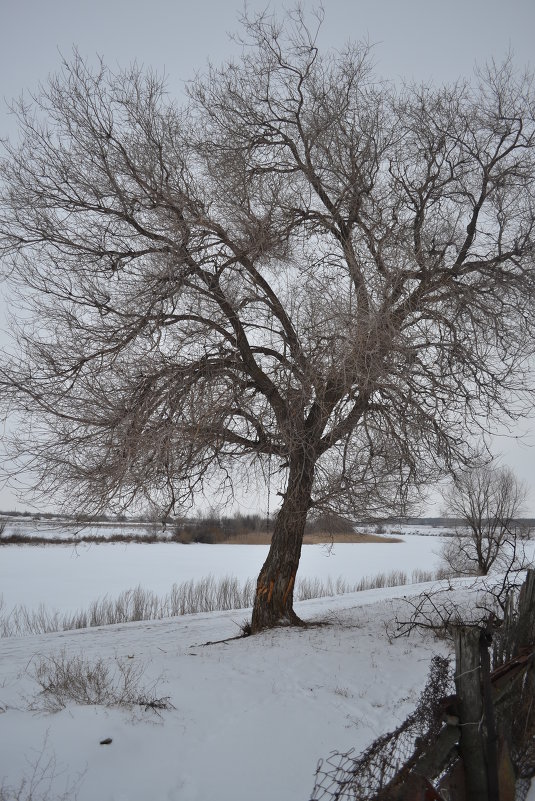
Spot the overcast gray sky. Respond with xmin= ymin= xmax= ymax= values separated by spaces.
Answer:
xmin=1 ymin=0 xmax=534 ymax=514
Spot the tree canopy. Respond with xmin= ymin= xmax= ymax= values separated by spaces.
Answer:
xmin=1 ymin=8 xmax=534 ymax=629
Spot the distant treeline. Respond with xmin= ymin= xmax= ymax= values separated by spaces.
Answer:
xmin=172 ymin=512 xmax=358 ymax=544
xmin=0 ymin=509 xmax=130 ymax=523
xmin=1 ymin=509 xmax=534 ymax=527
xmin=387 ymin=516 xmax=535 ymax=527
xmin=0 ymin=511 xmax=359 ymax=546
xmin=0 ymin=510 xmax=364 ymax=545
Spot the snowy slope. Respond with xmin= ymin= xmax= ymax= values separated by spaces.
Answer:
xmin=1 ymin=584 xmax=458 ymax=801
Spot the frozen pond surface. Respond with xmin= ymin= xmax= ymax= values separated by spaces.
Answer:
xmin=0 ymin=536 xmax=446 ymax=613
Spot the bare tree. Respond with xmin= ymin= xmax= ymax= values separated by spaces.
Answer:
xmin=441 ymin=465 xmax=532 ymax=576
xmin=1 ymin=9 xmax=534 ymax=631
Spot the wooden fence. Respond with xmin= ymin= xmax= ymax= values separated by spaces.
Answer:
xmin=310 ymin=570 xmax=535 ymax=801
xmin=396 ymin=569 xmax=535 ymax=801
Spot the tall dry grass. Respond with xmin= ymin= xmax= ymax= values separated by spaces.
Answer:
xmin=0 ymin=568 xmax=448 ymax=638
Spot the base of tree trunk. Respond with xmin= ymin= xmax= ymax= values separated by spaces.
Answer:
xmin=250 ymin=604 xmax=305 ymax=634
xmin=250 ymin=562 xmax=309 ymax=632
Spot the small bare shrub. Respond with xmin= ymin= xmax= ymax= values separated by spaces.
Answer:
xmin=374 ymin=523 xmax=386 ymax=536
xmin=0 ymin=734 xmax=81 ymax=801
xmin=391 ymin=573 xmax=523 ymax=641
xmin=171 ymin=526 xmax=195 ymax=544
xmin=27 ymin=651 xmax=172 ymax=715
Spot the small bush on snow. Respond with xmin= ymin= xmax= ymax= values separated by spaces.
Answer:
xmin=0 ymin=732 xmax=81 ymax=801
xmin=27 ymin=650 xmax=173 ymax=715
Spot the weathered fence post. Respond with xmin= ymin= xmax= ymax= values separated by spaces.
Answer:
xmin=516 ymin=568 xmax=535 ymax=653
xmin=480 ymin=626 xmax=500 ymax=801
xmin=454 ymin=626 xmax=488 ymax=801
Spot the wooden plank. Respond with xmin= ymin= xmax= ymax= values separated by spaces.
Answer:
xmin=413 ymin=723 xmax=459 ymax=779
xmin=454 ymin=626 xmax=488 ymax=801
xmin=517 ymin=568 xmax=535 ymax=653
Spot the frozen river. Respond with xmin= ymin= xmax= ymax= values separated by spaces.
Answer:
xmin=0 ymin=536 xmax=447 ymax=613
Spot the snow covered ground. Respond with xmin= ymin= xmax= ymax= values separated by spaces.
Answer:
xmin=0 ymin=583 xmax=459 ymax=801
xmin=1 ymin=541 xmax=534 ymax=800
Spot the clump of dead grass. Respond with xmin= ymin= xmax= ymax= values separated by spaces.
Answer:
xmin=27 ymin=650 xmax=173 ymax=715
xmin=1 ymin=568 xmax=447 ymax=638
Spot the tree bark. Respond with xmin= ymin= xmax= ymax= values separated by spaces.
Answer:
xmin=251 ymin=453 xmax=315 ymax=632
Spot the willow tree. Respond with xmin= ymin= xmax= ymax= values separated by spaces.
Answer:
xmin=1 ymin=10 xmax=534 ymax=631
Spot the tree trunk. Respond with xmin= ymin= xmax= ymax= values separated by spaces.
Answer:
xmin=251 ymin=454 xmax=315 ymax=633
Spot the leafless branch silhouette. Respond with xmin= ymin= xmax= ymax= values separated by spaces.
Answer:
xmin=1 ymin=8 xmax=534 ymax=629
